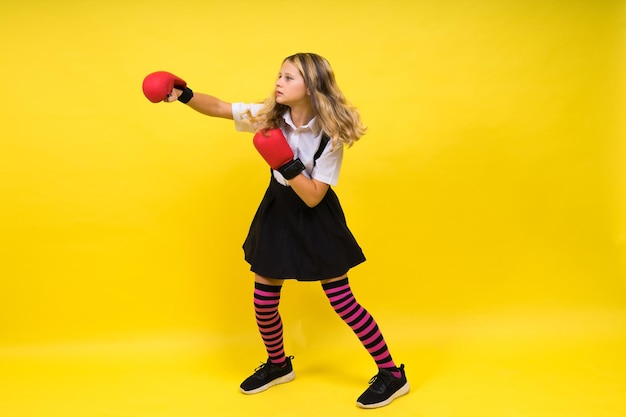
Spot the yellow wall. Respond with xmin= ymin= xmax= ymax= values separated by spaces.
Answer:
xmin=0 ymin=0 xmax=624 ymax=345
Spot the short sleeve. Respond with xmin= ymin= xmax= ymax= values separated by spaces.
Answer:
xmin=311 ymin=142 xmax=343 ymax=186
xmin=232 ymin=102 xmax=264 ymax=133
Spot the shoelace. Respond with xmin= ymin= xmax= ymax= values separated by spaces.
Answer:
xmin=368 ymin=369 xmax=396 ymax=392
xmin=253 ymin=356 xmax=294 ymax=377
xmin=252 ymin=361 xmax=272 ymax=378
xmin=369 ymin=371 xmax=393 ymax=389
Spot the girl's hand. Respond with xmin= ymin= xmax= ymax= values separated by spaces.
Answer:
xmin=165 ymin=88 xmax=182 ymax=103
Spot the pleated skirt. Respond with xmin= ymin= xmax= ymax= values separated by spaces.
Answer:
xmin=243 ymin=175 xmax=366 ymax=281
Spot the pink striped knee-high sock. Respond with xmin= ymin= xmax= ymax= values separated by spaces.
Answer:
xmin=322 ymin=278 xmax=401 ymax=378
xmin=254 ymin=282 xmax=286 ymax=365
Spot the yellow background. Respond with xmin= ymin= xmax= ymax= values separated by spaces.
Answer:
xmin=1 ymin=0 xmax=625 ymax=416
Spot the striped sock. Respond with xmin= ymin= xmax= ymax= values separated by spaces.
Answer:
xmin=322 ymin=278 xmax=401 ymax=378
xmin=254 ymin=282 xmax=286 ymax=365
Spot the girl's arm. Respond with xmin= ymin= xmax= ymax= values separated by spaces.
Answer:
xmin=287 ymin=176 xmax=330 ymax=208
xmin=169 ymin=88 xmax=233 ymax=120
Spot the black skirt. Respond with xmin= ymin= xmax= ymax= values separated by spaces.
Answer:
xmin=243 ymin=175 xmax=366 ymax=281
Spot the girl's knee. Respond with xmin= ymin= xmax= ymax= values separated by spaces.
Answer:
xmin=255 ymin=274 xmax=284 ymax=286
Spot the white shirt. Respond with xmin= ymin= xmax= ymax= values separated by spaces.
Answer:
xmin=232 ymin=102 xmax=344 ymax=186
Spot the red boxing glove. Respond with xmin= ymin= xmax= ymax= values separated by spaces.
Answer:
xmin=253 ymin=129 xmax=305 ymax=180
xmin=142 ymin=71 xmax=188 ymax=103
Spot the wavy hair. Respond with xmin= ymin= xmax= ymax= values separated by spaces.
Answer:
xmin=247 ymin=53 xmax=366 ymax=148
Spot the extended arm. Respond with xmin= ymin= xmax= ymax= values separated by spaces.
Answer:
xmin=170 ymin=89 xmax=233 ymax=120
xmin=142 ymin=71 xmax=233 ymax=119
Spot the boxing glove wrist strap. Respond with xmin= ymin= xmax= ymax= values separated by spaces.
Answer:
xmin=278 ymin=159 xmax=305 ymax=180
xmin=178 ymin=87 xmax=194 ymax=104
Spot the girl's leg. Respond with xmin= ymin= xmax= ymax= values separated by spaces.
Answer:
xmin=240 ymin=274 xmax=294 ymax=394
xmin=254 ymin=274 xmax=287 ymax=365
xmin=322 ymin=275 xmax=410 ymax=408
xmin=321 ymin=275 xmax=400 ymax=375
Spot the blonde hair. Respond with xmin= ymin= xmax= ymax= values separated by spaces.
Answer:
xmin=246 ymin=53 xmax=366 ymax=148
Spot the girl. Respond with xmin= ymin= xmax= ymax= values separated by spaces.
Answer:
xmin=142 ymin=52 xmax=409 ymax=408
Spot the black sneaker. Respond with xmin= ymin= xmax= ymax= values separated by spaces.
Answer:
xmin=356 ymin=364 xmax=410 ymax=408
xmin=240 ymin=356 xmax=295 ymax=394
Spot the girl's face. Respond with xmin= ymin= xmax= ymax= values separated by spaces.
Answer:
xmin=275 ymin=60 xmax=309 ymax=108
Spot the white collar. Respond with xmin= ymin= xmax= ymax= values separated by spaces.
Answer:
xmin=283 ymin=110 xmax=320 ymax=135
